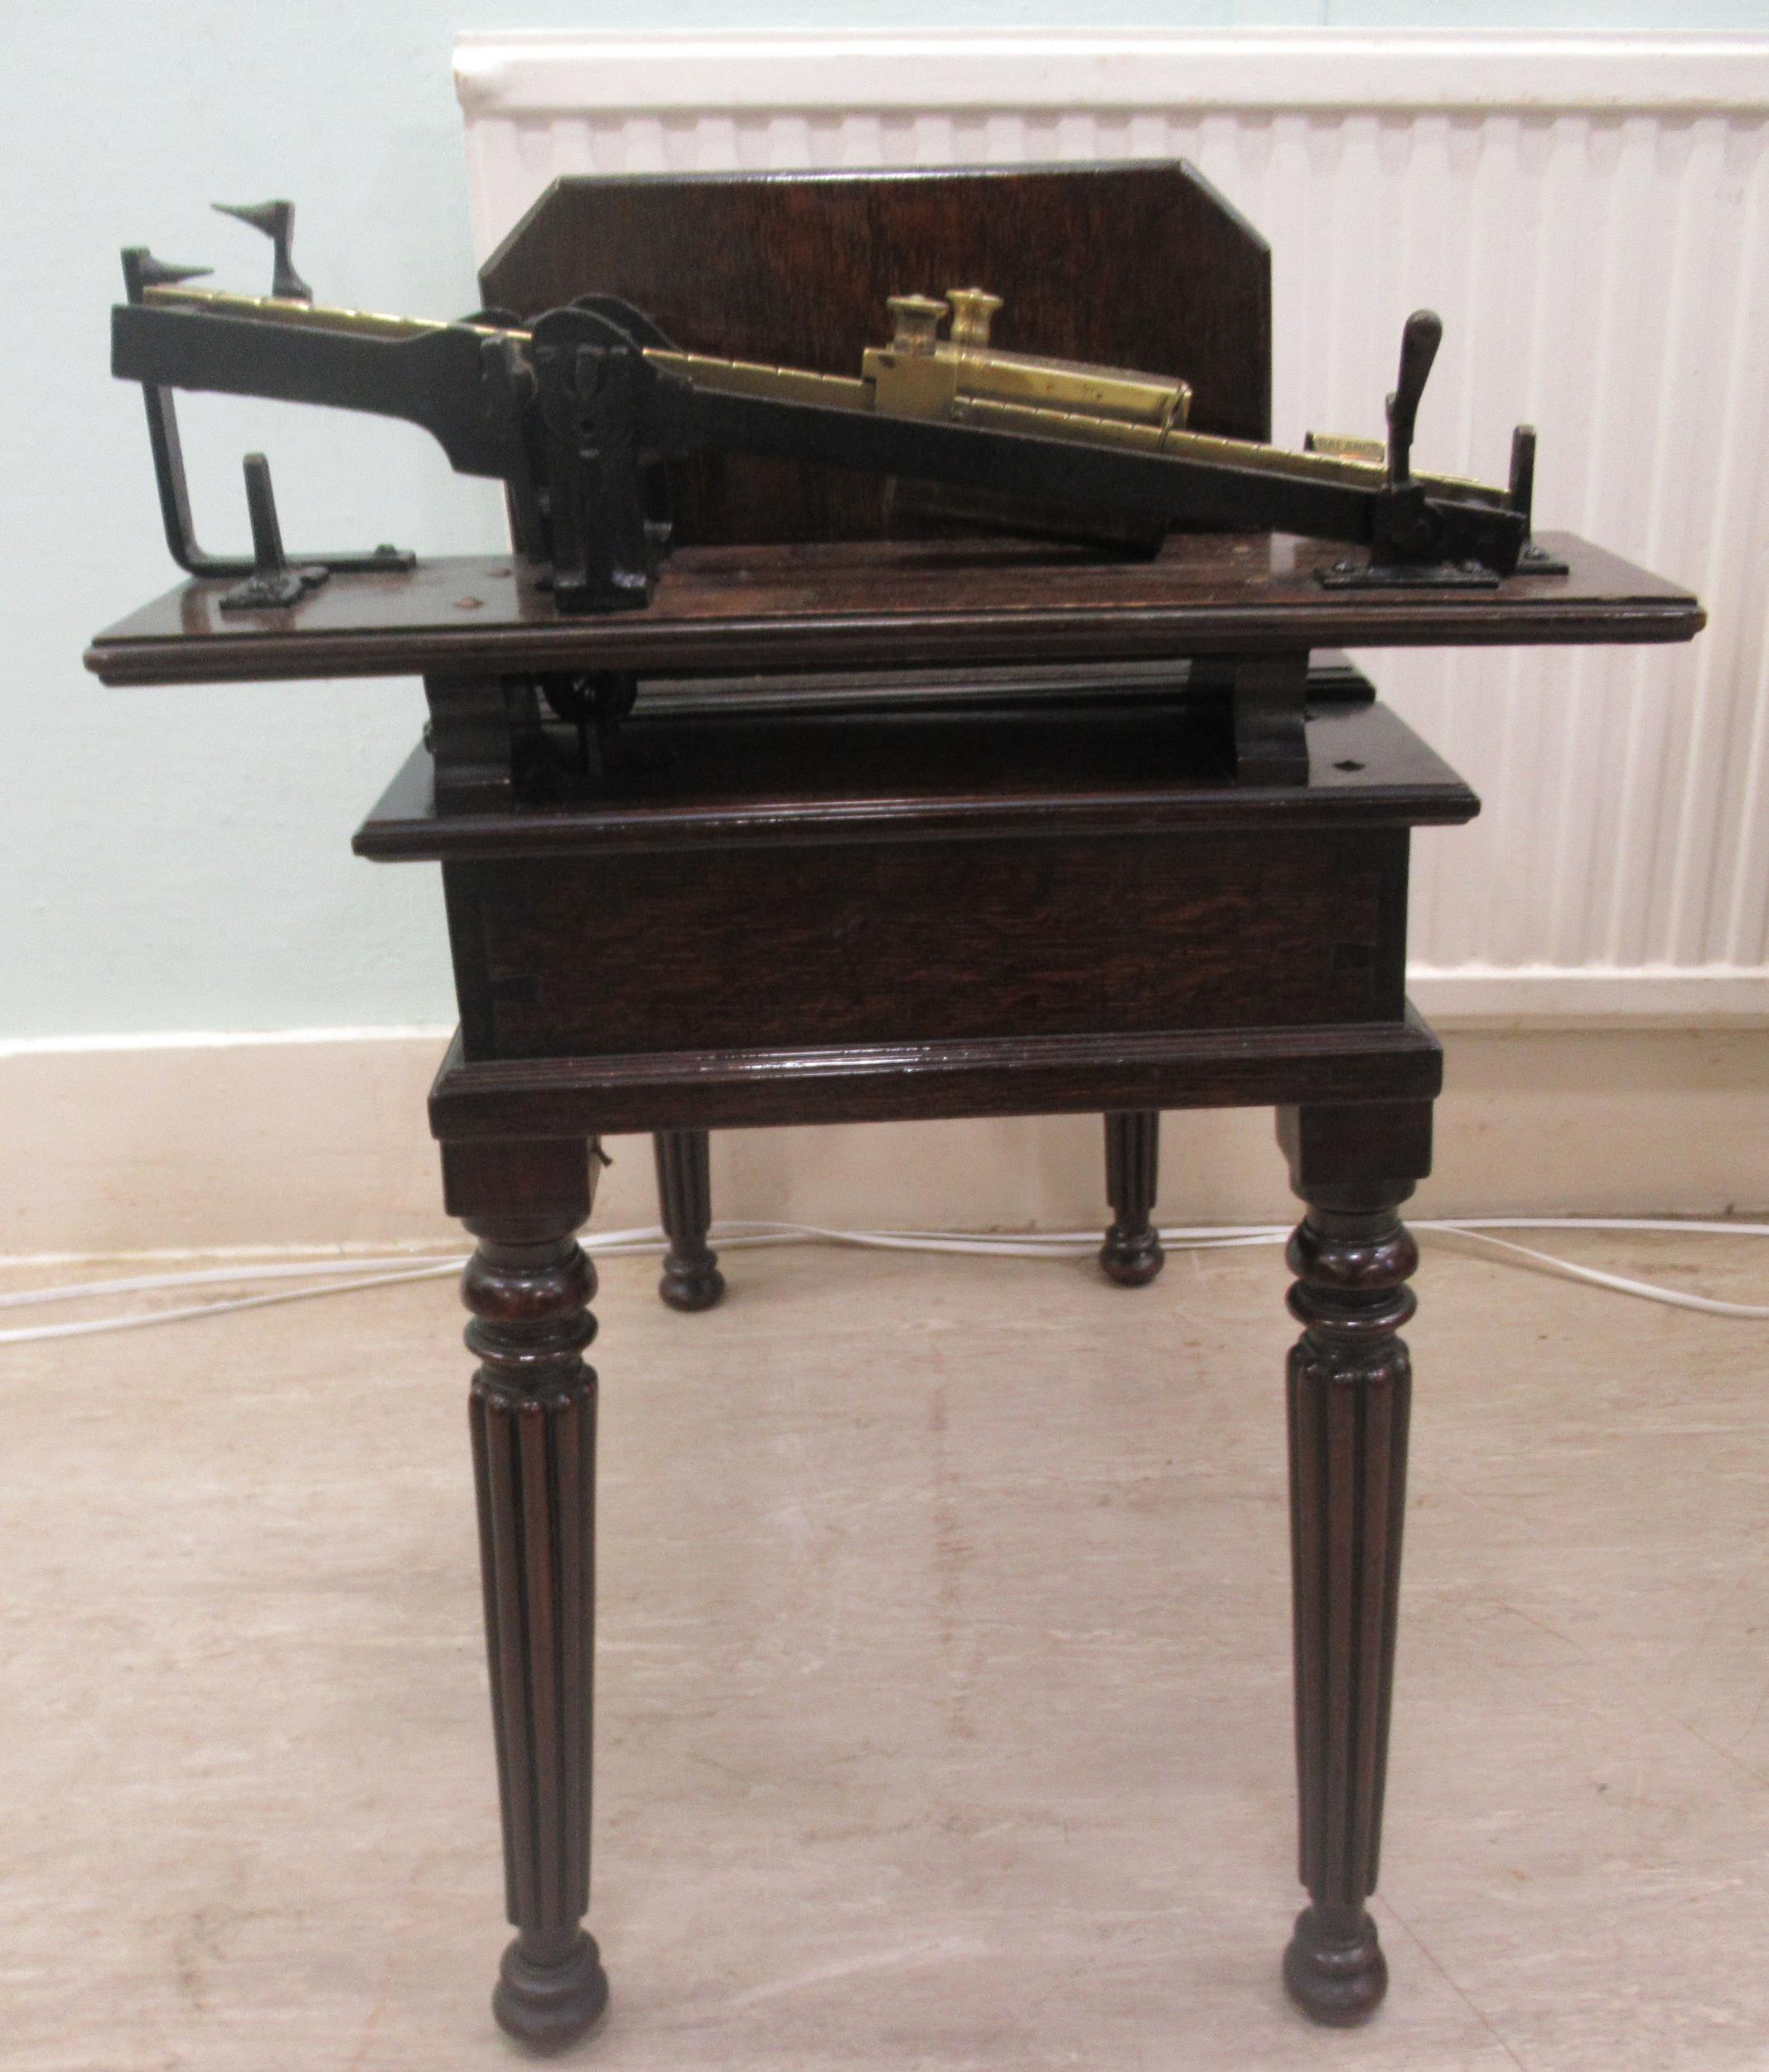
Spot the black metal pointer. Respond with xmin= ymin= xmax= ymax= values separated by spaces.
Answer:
xmin=213 ymin=199 xmax=311 ymax=303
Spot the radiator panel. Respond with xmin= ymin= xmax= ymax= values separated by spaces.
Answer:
xmin=457 ymin=32 xmax=1768 ymax=1022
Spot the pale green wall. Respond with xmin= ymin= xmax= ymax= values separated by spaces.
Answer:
xmin=6 ymin=2 xmax=1767 ymax=1038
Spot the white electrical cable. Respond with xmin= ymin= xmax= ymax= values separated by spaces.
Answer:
xmin=0 ymin=1254 xmax=465 ymax=1310
xmin=0 ymin=1262 xmax=462 ymax=1344
xmin=1417 ymin=1226 xmax=1769 ymax=1319
xmin=0 ymin=1217 xmax=1765 ymax=1345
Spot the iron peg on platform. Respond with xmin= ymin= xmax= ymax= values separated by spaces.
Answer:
xmin=1508 ymin=424 xmax=1569 ymax=574
xmin=218 ymin=453 xmax=327 ymax=612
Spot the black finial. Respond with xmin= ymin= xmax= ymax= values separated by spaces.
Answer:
xmin=130 ymin=249 xmax=213 ymax=288
xmin=120 ymin=246 xmax=213 ymax=303
xmin=212 ymin=198 xmax=311 ymax=303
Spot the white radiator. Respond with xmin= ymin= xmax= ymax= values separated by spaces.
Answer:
xmin=456 ymin=31 xmax=1769 ymax=1025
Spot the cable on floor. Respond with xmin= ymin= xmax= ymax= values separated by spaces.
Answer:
xmin=0 ymin=1217 xmax=1765 ymax=1343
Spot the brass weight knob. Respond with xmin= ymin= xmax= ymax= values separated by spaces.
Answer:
xmin=946 ymin=288 xmax=1003 ymax=348
xmin=886 ymin=294 xmax=949 ymax=356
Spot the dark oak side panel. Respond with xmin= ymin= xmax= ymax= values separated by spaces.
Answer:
xmin=446 ymin=827 xmax=1409 ymax=1061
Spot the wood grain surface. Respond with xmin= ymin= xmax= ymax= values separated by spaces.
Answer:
xmin=85 ymin=531 xmax=1702 ymax=687
xmin=479 ymin=162 xmax=1270 ymax=547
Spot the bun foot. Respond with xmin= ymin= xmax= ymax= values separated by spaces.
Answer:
xmin=654 ymin=1131 xmax=723 ymax=1311
xmin=1099 ymin=1225 xmax=1165 ymax=1286
xmin=493 ymin=1931 xmax=610 ymax=2053
xmin=1283 ymin=1905 xmax=1387 ymax=2026
xmin=660 ymin=1256 xmax=726 ymax=1311
xmin=1101 ymin=1111 xmax=1162 ymax=1285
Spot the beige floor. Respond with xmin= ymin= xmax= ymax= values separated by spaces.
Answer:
xmin=3 ymin=1230 xmax=1767 ymax=2071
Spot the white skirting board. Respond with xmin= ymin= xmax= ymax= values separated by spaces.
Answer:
xmin=455 ymin=30 xmax=1769 ymax=1028
xmin=2 ymin=1028 xmax=1763 ymax=1258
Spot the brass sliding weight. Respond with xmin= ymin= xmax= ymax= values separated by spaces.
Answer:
xmin=885 ymin=294 xmax=949 ymax=356
xmin=945 ymin=288 xmax=1003 ymax=348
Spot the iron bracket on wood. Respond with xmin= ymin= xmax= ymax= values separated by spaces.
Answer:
xmin=121 ymin=235 xmax=414 ymax=585
xmin=1193 ymin=651 xmax=1312 ymax=786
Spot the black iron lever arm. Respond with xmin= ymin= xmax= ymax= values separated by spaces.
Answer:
xmin=111 ymin=303 xmax=523 ymax=481
xmin=113 ymin=294 xmax=1531 ymax=610
xmin=1385 ymin=308 xmax=1443 ymax=487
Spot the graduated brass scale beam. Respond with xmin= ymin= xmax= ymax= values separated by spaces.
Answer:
xmin=113 ymin=230 xmax=1555 ymax=614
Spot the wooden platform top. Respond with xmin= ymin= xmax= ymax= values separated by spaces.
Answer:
xmin=354 ymin=695 xmax=1477 ymax=862
xmin=86 ymin=530 xmax=1702 ymax=687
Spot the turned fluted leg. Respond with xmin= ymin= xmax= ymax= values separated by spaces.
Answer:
xmin=1100 ymin=1109 xmax=1165 ymax=1285
xmin=1275 ymin=1100 xmax=1430 ymax=2026
xmin=446 ymin=1137 xmax=607 ymax=2052
xmin=652 ymin=1128 xmax=725 ymax=1311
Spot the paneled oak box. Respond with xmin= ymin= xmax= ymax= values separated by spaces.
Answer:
xmin=358 ymin=662 xmax=1442 ymax=1081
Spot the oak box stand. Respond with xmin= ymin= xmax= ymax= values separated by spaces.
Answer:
xmin=85 ymin=166 xmax=1703 ymax=2051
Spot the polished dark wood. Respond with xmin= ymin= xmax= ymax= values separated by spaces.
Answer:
xmin=202 ymin=525 xmax=1684 ymax=2041
xmin=1100 ymin=1111 xmax=1165 ymax=1285
xmin=446 ymin=824 xmax=1406 ymax=1061
xmin=356 ymin=683 xmax=1473 ymax=863
xmin=86 ymin=530 xmax=1703 ymax=686
xmin=480 ymin=162 xmax=1271 ymax=549
xmin=379 ymin=694 xmax=1444 ymax=1116
xmin=426 ymin=1009 xmax=1446 ymax=1140
xmin=447 ymin=1136 xmax=607 ymax=2051
xmin=1275 ymin=1100 xmax=1428 ymax=2024
xmin=651 ymin=1129 xmax=724 ymax=1311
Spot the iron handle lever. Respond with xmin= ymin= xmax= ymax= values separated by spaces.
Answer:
xmin=1385 ymin=308 xmax=1443 ymax=486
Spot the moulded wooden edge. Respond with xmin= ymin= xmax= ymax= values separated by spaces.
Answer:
xmin=85 ymin=593 xmax=1705 ymax=687
xmin=352 ymin=750 xmax=1479 ymax=865
xmin=425 ymin=1008 xmax=1443 ymax=1139
xmin=84 ymin=536 xmax=1704 ymax=688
